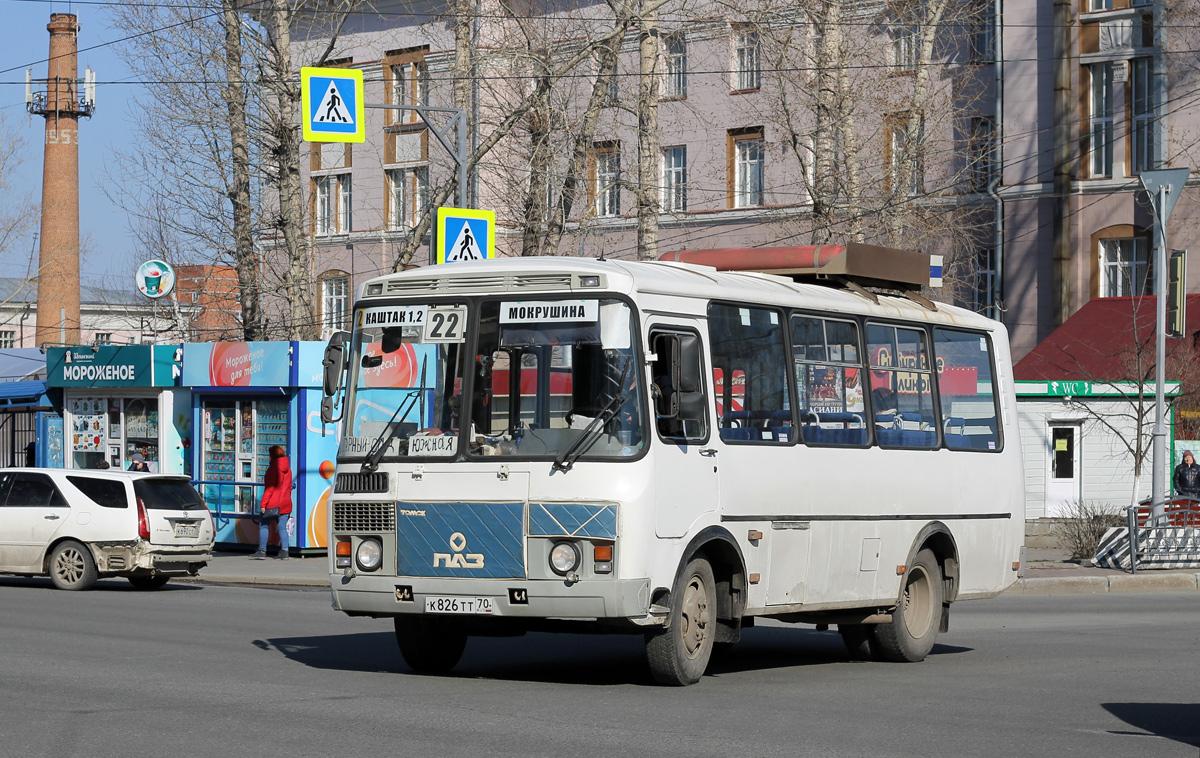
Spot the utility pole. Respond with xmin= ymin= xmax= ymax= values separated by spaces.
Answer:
xmin=1140 ymin=167 xmax=1191 ymax=524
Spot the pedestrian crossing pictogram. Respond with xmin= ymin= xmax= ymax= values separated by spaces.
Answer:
xmin=436 ymin=207 xmax=496 ymax=264
xmin=301 ymin=67 xmax=365 ymax=143
xmin=313 ymin=81 xmax=352 ymax=124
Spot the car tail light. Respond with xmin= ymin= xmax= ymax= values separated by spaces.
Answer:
xmin=137 ymin=497 xmax=150 ymax=540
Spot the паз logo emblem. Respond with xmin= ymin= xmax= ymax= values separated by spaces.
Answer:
xmin=433 ymin=531 xmax=485 ymax=569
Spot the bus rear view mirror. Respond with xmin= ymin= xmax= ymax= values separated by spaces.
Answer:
xmin=322 ymin=331 xmax=350 ymax=421
xmin=676 ymin=333 xmax=702 ymax=393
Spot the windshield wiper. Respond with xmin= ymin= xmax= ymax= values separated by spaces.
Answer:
xmin=362 ymin=356 xmax=427 ymax=472
xmin=552 ymin=357 xmax=631 ymax=473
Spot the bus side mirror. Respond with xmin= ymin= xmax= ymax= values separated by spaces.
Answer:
xmin=652 ymin=333 xmax=705 ymax=423
xmin=677 ymin=333 xmax=702 ymax=393
xmin=322 ymin=331 xmax=350 ymax=423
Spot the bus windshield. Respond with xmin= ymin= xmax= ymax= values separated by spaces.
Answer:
xmin=467 ymin=298 xmax=645 ymax=461
xmin=342 ymin=302 xmax=468 ymax=461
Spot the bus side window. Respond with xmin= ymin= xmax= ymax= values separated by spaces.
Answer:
xmin=866 ymin=324 xmax=938 ymax=448
xmin=933 ymin=328 xmax=1002 ymax=452
xmin=650 ymin=330 xmax=707 ymax=443
xmin=708 ymin=303 xmax=791 ymax=444
xmin=792 ymin=315 xmax=868 ymax=446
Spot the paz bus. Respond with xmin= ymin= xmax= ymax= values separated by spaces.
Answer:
xmin=320 ymin=244 xmax=1025 ymax=685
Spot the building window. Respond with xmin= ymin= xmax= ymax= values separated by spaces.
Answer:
xmin=886 ymin=115 xmax=924 ymax=195
xmin=1102 ymin=238 xmax=1151 ymax=296
xmin=971 ymin=117 xmax=995 ymax=191
xmin=1090 ymin=63 xmax=1113 ymax=178
xmin=387 ymin=167 xmax=429 ymax=230
xmin=1131 ymin=58 xmax=1155 ymax=174
xmin=314 ymin=173 xmax=351 ymax=235
xmin=893 ymin=24 xmax=919 ymax=72
xmin=93 ymin=332 xmax=112 ymax=346
xmin=729 ymin=129 xmax=765 ymax=208
xmin=732 ymin=26 xmax=761 ymax=91
xmin=972 ymin=1 xmax=994 ymax=63
xmin=1090 ymin=0 xmax=1113 ymax=10
xmin=603 ymin=57 xmax=620 ymax=105
xmin=591 ymin=143 xmax=620 ymax=217
xmin=664 ymin=33 xmax=687 ymax=98
xmin=0 ymin=330 xmax=14 ymax=349
xmin=662 ymin=145 xmax=687 ymax=213
xmin=385 ymin=49 xmax=429 ymax=126
xmin=974 ymin=248 xmax=998 ymax=319
xmin=322 ymin=274 xmax=350 ymax=334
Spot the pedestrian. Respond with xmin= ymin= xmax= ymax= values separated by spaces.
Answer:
xmin=128 ymin=453 xmax=149 ymax=472
xmin=251 ymin=445 xmax=292 ymax=560
xmin=1173 ymin=450 xmax=1200 ymax=501
xmin=94 ymin=460 xmax=110 ymax=469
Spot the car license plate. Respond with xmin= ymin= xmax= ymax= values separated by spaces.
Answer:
xmin=424 ymin=595 xmax=494 ymax=615
xmin=174 ymin=523 xmax=199 ymax=538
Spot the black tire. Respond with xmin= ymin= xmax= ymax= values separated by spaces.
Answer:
xmin=645 ymin=557 xmax=716 ymax=686
xmin=875 ymin=548 xmax=944 ymax=663
xmin=393 ymin=616 xmax=468 ymax=674
xmin=128 ymin=575 xmax=171 ymax=590
xmin=838 ymin=623 xmax=881 ymax=661
xmin=49 ymin=541 xmax=99 ymax=591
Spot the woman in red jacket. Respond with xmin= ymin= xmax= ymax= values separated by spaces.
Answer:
xmin=251 ymin=445 xmax=293 ymax=560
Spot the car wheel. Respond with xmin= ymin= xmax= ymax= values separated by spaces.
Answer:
xmin=128 ymin=575 xmax=171 ymax=590
xmin=49 ymin=541 xmax=99 ymax=591
xmin=875 ymin=548 xmax=944 ymax=663
xmin=645 ymin=557 xmax=716 ymax=686
xmin=393 ymin=616 xmax=468 ymax=674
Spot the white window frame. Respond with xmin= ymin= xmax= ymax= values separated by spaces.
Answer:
xmin=387 ymin=167 xmax=429 ymax=230
xmin=664 ymin=33 xmax=687 ymax=98
xmin=974 ymin=248 xmax=998 ymax=320
xmin=594 ymin=146 xmax=620 ymax=217
xmin=1090 ymin=63 xmax=1114 ymax=178
xmin=889 ymin=118 xmax=925 ymax=196
xmin=322 ymin=275 xmax=350 ymax=334
xmin=315 ymin=173 xmax=351 ymax=236
xmin=1131 ymin=58 xmax=1155 ymax=174
xmin=1102 ymin=238 xmax=1151 ymax=297
xmin=733 ymin=27 xmax=761 ymax=91
xmin=972 ymin=2 xmax=994 ymax=63
xmin=733 ymin=135 xmax=765 ymax=208
xmin=0 ymin=330 xmax=15 ymax=349
xmin=1090 ymin=0 xmax=1113 ymax=9
xmin=972 ymin=117 xmax=995 ymax=191
xmin=662 ymin=145 xmax=687 ymax=213
xmin=893 ymin=25 xmax=919 ymax=72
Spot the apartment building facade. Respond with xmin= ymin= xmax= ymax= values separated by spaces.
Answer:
xmin=290 ymin=0 xmax=998 ymax=337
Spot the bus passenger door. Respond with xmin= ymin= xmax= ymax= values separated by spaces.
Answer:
xmin=649 ymin=326 xmax=718 ymax=538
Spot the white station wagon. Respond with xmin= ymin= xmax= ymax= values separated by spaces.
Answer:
xmin=0 ymin=469 xmax=214 ymax=590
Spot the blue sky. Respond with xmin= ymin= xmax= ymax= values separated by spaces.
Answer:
xmin=1 ymin=0 xmax=139 ymax=288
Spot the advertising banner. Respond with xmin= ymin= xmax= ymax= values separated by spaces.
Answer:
xmin=182 ymin=342 xmax=292 ymax=388
xmin=47 ymin=345 xmax=178 ymax=388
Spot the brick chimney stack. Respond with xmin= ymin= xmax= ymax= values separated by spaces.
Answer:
xmin=29 ymin=13 xmax=92 ymax=348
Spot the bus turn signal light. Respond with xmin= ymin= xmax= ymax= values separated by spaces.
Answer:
xmin=593 ymin=545 xmax=613 ymax=561
xmin=336 ymin=539 xmax=352 ymax=568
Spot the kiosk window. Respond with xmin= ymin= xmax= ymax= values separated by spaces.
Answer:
xmin=708 ymin=304 xmax=791 ymax=443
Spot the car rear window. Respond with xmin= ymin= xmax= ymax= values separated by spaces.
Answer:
xmin=134 ymin=479 xmax=206 ymax=511
xmin=67 ymin=476 xmax=129 ymax=509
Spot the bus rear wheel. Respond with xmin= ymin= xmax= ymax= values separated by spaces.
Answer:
xmin=394 ymin=616 xmax=468 ymax=674
xmin=645 ymin=557 xmax=715 ymax=686
xmin=875 ymin=548 xmax=943 ymax=663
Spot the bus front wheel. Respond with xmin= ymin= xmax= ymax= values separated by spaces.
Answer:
xmin=394 ymin=616 xmax=468 ymax=674
xmin=645 ymin=557 xmax=716 ymax=686
xmin=875 ymin=548 xmax=943 ymax=663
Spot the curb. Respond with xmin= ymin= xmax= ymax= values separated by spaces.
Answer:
xmin=178 ymin=574 xmax=330 ymax=588
xmin=1008 ymin=572 xmax=1200 ymax=594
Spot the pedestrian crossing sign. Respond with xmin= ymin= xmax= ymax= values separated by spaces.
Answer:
xmin=301 ymin=67 xmax=365 ymax=143
xmin=436 ymin=207 xmax=496 ymax=264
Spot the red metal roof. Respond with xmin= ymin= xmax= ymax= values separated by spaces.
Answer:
xmin=1014 ymin=295 xmax=1200 ymax=382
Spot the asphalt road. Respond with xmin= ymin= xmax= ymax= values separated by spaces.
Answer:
xmin=0 ymin=576 xmax=1196 ymax=758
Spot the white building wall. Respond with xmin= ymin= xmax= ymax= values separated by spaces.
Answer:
xmin=1017 ymin=397 xmax=1154 ymax=519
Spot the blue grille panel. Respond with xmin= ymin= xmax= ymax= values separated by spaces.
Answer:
xmin=529 ymin=503 xmax=617 ymax=539
xmin=396 ymin=502 xmax=525 ymax=579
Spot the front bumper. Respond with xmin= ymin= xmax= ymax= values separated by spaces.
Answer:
xmin=330 ymin=572 xmax=654 ymax=623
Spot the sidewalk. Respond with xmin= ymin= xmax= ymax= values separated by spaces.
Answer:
xmin=181 ymin=547 xmax=1200 ymax=594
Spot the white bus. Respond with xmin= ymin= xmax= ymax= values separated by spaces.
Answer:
xmin=321 ymin=246 xmax=1025 ymax=685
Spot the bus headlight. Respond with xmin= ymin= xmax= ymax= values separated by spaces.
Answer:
xmin=549 ymin=541 xmax=581 ymax=576
xmin=356 ymin=538 xmax=383 ymax=571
